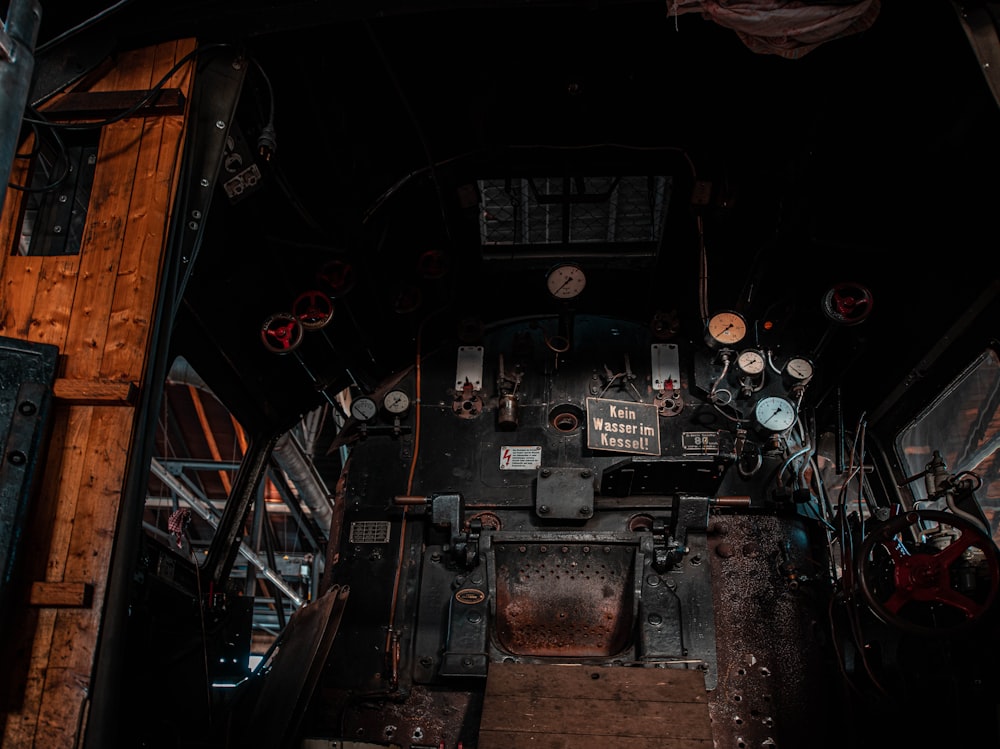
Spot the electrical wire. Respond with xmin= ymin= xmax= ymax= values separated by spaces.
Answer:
xmin=35 ymin=0 xmax=137 ymax=55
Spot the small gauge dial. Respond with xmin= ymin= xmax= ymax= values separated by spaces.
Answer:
xmin=754 ymin=395 xmax=797 ymax=432
xmin=546 ymin=263 xmax=587 ymax=300
xmin=736 ymin=348 xmax=766 ymax=376
xmin=382 ymin=389 xmax=411 ymax=415
xmin=349 ymin=396 xmax=378 ymax=422
xmin=705 ymin=311 xmax=747 ymax=348
xmin=783 ymin=356 xmax=814 ymax=383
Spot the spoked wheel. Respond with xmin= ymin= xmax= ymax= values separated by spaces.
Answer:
xmin=261 ymin=312 xmax=305 ymax=353
xmin=821 ymin=281 xmax=872 ymax=325
xmin=292 ymin=289 xmax=334 ymax=330
xmin=855 ymin=509 xmax=1000 ymax=635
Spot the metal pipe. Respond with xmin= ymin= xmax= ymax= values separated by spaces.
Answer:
xmin=0 ymin=0 xmax=41 ymax=219
xmin=150 ymin=457 xmax=303 ymax=607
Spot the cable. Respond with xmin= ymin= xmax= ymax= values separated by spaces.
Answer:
xmin=6 ymin=115 xmax=70 ymax=193
xmin=35 ymin=0 xmax=137 ymax=55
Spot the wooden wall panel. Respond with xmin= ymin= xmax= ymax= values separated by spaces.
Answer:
xmin=0 ymin=38 xmax=197 ymax=749
xmin=60 ymin=48 xmax=150 ymax=383
xmin=102 ymin=39 xmax=195 ymax=383
xmin=26 ymin=256 xmax=79 ymax=348
xmin=36 ymin=406 xmax=131 ymax=747
xmin=0 ymin=256 xmax=43 ymax=338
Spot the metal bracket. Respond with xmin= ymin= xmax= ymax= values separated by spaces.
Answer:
xmin=536 ymin=466 xmax=595 ymax=520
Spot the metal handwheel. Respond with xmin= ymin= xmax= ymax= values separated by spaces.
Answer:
xmin=855 ymin=509 xmax=999 ymax=635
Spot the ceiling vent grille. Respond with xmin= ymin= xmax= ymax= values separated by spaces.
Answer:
xmin=478 ymin=175 xmax=670 ymax=260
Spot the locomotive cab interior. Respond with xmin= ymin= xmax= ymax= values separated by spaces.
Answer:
xmin=2 ymin=1 xmax=1000 ymax=748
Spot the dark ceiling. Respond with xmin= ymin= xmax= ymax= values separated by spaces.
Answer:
xmin=22 ymin=0 xmax=1000 ymax=436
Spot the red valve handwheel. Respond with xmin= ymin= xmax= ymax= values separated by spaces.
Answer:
xmin=260 ymin=312 xmax=305 ymax=353
xmin=292 ymin=290 xmax=334 ymax=330
xmin=822 ymin=282 xmax=873 ymax=325
xmin=318 ymin=259 xmax=357 ymax=297
xmin=855 ymin=509 xmax=999 ymax=635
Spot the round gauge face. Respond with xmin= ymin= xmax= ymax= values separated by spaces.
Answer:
xmin=706 ymin=311 xmax=747 ymax=347
xmin=736 ymin=349 xmax=766 ymax=376
xmin=783 ymin=356 xmax=814 ymax=382
xmin=546 ymin=263 xmax=587 ymax=300
xmin=754 ymin=395 xmax=797 ymax=432
xmin=349 ymin=396 xmax=378 ymax=422
xmin=382 ymin=389 xmax=411 ymax=415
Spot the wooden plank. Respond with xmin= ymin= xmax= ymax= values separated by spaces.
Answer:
xmin=60 ymin=45 xmax=155 ymax=382
xmin=24 ymin=256 xmax=79 ymax=348
xmin=478 ymin=731 xmax=714 ymax=749
xmin=478 ymin=662 xmax=713 ymax=749
xmin=53 ymin=378 xmax=137 ymax=405
xmin=101 ymin=39 xmax=195 ymax=382
xmin=1 ymin=608 xmax=58 ymax=747
xmin=43 ymin=406 xmax=94 ymax=583
xmin=481 ymin=662 xmax=710 ymax=702
xmin=61 ymin=406 xmax=131 ymax=585
xmin=479 ymin=694 xmax=711 ymax=738
xmin=40 ymin=88 xmax=186 ymax=121
xmin=0 ymin=256 xmax=42 ymax=338
xmin=29 ymin=582 xmax=94 ymax=608
xmin=37 ymin=406 xmax=132 ymax=748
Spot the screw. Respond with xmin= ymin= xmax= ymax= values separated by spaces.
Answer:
xmin=538 ymin=505 xmax=550 ymax=514
xmin=18 ymin=401 xmax=36 ymax=416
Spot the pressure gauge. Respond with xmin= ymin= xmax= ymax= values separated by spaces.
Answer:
xmin=546 ymin=262 xmax=587 ymax=300
xmin=782 ymin=356 xmax=814 ymax=385
xmin=754 ymin=395 xmax=797 ymax=432
xmin=349 ymin=395 xmax=378 ymax=422
xmin=705 ymin=311 xmax=747 ymax=349
xmin=382 ymin=389 xmax=411 ymax=415
xmin=736 ymin=348 xmax=766 ymax=377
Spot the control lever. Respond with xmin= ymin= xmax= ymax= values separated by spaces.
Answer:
xmin=395 ymin=493 xmax=481 ymax=568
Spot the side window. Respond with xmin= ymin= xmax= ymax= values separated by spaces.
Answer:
xmin=11 ymin=130 xmax=100 ymax=257
xmin=145 ymin=356 xmax=334 ymax=678
xmin=895 ymin=348 xmax=1000 ymax=544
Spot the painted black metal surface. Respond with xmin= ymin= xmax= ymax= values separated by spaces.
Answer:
xmin=0 ymin=336 xmax=58 ymax=631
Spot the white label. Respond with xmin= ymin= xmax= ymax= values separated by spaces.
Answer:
xmin=499 ymin=445 xmax=542 ymax=470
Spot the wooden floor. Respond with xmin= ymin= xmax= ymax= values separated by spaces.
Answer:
xmin=478 ymin=661 xmax=714 ymax=748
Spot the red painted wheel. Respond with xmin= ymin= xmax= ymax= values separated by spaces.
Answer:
xmin=260 ymin=312 xmax=304 ymax=353
xmin=855 ymin=509 xmax=999 ymax=635
xmin=292 ymin=289 xmax=334 ymax=330
xmin=822 ymin=282 xmax=872 ymax=325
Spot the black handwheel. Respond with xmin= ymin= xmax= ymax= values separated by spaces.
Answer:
xmin=855 ymin=509 xmax=999 ymax=635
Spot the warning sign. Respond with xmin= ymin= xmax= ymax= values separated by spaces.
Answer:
xmin=499 ymin=445 xmax=542 ymax=470
xmin=586 ymin=398 xmax=660 ymax=456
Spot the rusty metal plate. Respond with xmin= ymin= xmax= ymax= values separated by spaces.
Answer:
xmin=493 ymin=542 xmax=636 ymax=657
